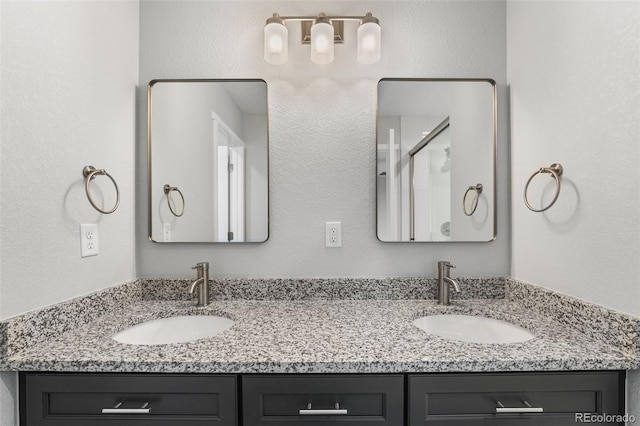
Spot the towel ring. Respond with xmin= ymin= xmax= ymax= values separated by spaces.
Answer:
xmin=524 ymin=163 xmax=563 ymax=212
xmin=83 ymin=166 xmax=120 ymax=214
xmin=164 ymin=184 xmax=185 ymax=217
xmin=463 ymin=183 xmax=483 ymax=216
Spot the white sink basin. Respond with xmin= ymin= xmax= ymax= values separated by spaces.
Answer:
xmin=113 ymin=315 xmax=234 ymax=345
xmin=412 ymin=314 xmax=535 ymax=344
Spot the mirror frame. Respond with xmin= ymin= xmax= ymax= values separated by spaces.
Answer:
xmin=147 ymin=78 xmax=270 ymax=243
xmin=376 ymin=78 xmax=497 ymax=243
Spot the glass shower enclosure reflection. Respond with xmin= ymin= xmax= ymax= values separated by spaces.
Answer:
xmin=409 ymin=119 xmax=451 ymax=241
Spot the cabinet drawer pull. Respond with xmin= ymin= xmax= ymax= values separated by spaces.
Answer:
xmin=102 ymin=401 xmax=151 ymax=414
xmin=299 ymin=402 xmax=348 ymax=415
xmin=496 ymin=400 xmax=543 ymax=414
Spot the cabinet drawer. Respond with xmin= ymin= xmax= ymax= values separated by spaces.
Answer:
xmin=242 ymin=374 xmax=403 ymax=426
xmin=20 ymin=373 xmax=237 ymax=426
xmin=409 ymin=371 xmax=624 ymax=426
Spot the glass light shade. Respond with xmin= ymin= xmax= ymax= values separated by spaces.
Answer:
xmin=357 ymin=21 xmax=381 ymax=64
xmin=264 ymin=22 xmax=288 ymax=65
xmin=310 ymin=21 xmax=334 ymax=65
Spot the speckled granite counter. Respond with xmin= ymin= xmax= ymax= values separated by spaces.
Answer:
xmin=1 ymin=278 xmax=639 ymax=373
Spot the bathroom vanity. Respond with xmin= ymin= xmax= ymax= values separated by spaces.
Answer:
xmin=4 ymin=277 xmax=638 ymax=426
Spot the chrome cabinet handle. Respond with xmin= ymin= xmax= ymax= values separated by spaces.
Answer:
xmin=496 ymin=400 xmax=543 ymax=413
xmin=299 ymin=402 xmax=348 ymax=415
xmin=101 ymin=401 xmax=150 ymax=414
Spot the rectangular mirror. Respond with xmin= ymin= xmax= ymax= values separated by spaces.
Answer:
xmin=148 ymin=79 xmax=269 ymax=243
xmin=377 ymin=78 xmax=496 ymax=242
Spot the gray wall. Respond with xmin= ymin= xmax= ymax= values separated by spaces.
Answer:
xmin=137 ymin=0 xmax=510 ymax=278
xmin=1 ymin=1 xmax=139 ymax=318
xmin=507 ymin=0 xmax=640 ymax=327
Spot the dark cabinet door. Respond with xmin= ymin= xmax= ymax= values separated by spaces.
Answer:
xmin=242 ymin=374 xmax=404 ymax=426
xmin=20 ymin=373 xmax=237 ymax=426
xmin=409 ymin=371 xmax=625 ymax=426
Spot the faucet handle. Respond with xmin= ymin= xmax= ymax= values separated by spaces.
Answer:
xmin=438 ymin=260 xmax=455 ymax=269
xmin=443 ymin=262 xmax=456 ymax=274
xmin=192 ymin=262 xmax=209 ymax=271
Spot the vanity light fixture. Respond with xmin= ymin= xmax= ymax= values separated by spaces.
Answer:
xmin=264 ymin=14 xmax=288 ymax=65
xmin=310 ymin=13 xmax=334 ymax=65
xmin=263 ymin=12 xmax=381 ymax=65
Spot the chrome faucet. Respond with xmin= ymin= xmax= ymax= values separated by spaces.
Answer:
xmin=437 ymin=261 xmax=460 ymax=305
xmin=189 ymin=262 xmax=210 ymax=306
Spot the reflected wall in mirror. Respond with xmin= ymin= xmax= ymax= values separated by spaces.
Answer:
xmin=149 ymin=79 xmax=268 ymax=243
xmin=377 ymin=79 xmax=496 ymax=242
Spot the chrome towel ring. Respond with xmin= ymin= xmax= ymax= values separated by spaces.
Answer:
xmin=524 ymin=163 xmax=563 ymax=212
xmin=463 ymin=183 xmax=483 ymax=216
xmin=83 ymin=166 xmax=120 ymax=214
xmin=164 ymin=184 xmax=185 ymax=217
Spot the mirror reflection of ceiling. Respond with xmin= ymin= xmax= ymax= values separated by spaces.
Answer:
xmin=378 ymin=81 xmax=450 ymax=117
xmin=221 ymin=82 xmax=267 ymax=115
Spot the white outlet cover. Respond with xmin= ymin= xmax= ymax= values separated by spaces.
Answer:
xmin=325 ymin=221 xmax=342 ymax=248
xmin=80 ymin=223 xmax=99 ymax=258
xmin=163 ymin=223 xmax=171 ymax=242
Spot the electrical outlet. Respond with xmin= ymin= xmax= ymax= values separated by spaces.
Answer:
xmin=80 ymin=223 xmax=99 ymax=257
xmin=163 ymin=223 xmax=171 ymax=242
xmin=325 ymin=221 xmax=342 ymax=248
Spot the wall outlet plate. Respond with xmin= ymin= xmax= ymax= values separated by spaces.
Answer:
xmin=163 ymin=223 xmax=171 ymax=242
xmin=80 ymin=223 xmax=99 ymax=257
xmin=325 ymin=221 xmax=342 ymax=248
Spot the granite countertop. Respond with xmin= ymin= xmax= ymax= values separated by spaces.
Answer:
xmin=7 ymin=291 xmax=637 ymax=373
